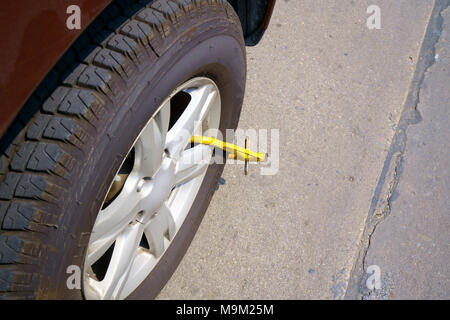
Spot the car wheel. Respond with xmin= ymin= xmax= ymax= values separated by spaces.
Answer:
xmin=0 ymin=0 xmax=245 ymax=299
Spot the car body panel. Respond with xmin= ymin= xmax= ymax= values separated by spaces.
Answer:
xmin=0 ymin=0 xmax=275 ymax=137
xmin=0 ymin=0 xmax=110 ymax=137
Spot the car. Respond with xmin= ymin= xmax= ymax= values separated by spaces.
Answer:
xmin=0 ymin=0 xmax=275 ymax=299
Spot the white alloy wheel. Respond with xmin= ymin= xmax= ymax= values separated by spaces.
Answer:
xmin=82 ymin=77 xmax=221 ymax=300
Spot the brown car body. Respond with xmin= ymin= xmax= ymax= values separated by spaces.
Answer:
xmin=0 ymin=0 xmax=275 ymax=137
xmin=0 ymin=0 xmax=110 ymax=137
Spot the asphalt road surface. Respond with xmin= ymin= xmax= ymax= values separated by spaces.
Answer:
xmin=158 ymin=0 xmax=449 ymax=299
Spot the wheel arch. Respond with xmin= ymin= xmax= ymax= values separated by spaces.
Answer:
xmin=226 ymin=0 xmax=276 ymax=46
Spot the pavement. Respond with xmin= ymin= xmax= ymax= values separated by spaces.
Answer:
xmin=359 ymin=3 xmax=450 ymax=300
xmin=157 ymin=0 xmax=449 ymax=299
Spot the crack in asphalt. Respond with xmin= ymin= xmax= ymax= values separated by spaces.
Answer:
xmin=344 ymin=0 xmax=450 ymax=300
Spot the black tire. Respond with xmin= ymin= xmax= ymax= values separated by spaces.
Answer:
xmin=0 ymin=0 xmax=245 ymax=299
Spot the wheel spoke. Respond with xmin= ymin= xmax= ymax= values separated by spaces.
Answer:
xmin=196 ymin=86 xmax=218 ymax=131
xmin=166 ymin=84 xmax=216 ymax=159
xmin=136 ymin=99 xmax=170 ymax=176
xmin=157 ymin=98 xmax=171 ymax=141
xmin=144 ymin=203 xmax=176 ymax=258
xmin=99 ymin=223 xmax=143 ymax=300
xmin=85 ymin=230 xmax=119 ymax=268
xmin=174 ymin=144 xmax=211 ymax=186
xmin=89 ymin=177 xmax=141 ymax=244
